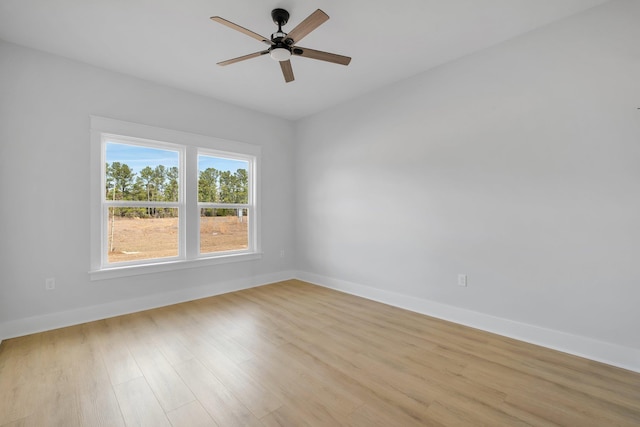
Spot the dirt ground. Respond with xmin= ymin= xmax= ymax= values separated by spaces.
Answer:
xmin=108 ymin=216 xmax=248 ymax=263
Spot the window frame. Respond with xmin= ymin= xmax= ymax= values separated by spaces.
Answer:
xmin=90 ymin=116 xmax=261 ymax=280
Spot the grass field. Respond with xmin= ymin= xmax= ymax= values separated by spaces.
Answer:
xmin=107 ymin=216 xmax=248 ymax=263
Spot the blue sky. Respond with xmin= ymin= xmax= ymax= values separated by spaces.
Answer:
xmin=106 ymin=142 xmax=247 ymax=175
xmin=199 ymin=154 xmax=248 ymax=174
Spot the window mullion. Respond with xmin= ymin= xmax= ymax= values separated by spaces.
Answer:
xmin=197 ymin=203 xmax=250 ymax=209
xmin=185 ymin=145 xmax=199 ymax=259
xmin=105 ymin=201 xmax=181 ymax=208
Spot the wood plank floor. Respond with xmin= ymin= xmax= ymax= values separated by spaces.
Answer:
xmin=1 ymin=280 xmax=638 ymax=426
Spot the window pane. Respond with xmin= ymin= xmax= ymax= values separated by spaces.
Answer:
xmin=200 ymin=208 xmax=248 ymax=254
xmin=107 ymin=207 xmax=179 ymax=263
xmin=106 ymin=142 xmax=180 ymax=203
xmin=198 ymin=155 xmax=249 ymax=203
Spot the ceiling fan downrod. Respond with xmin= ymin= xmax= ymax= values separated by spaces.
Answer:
xmin=269 ymin=8 xmax=292 ymax=61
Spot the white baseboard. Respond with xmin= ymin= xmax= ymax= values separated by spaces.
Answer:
xmin=0 ymin=270 xmax=296 ymax=341
xmin=296 ymin=271 xmax=640 ymax=373
xmin=3 ymin=269 xmax=637 ymax=373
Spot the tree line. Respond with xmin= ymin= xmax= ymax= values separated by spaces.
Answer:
xmin=106 ymin=163 xmax=248 ymax=218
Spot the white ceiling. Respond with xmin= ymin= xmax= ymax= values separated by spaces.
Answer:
xmin=0 ymin=0 xmax=610 ymax=120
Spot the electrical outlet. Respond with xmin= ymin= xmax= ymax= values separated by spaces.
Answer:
xmin=280 ymin=249 xmax=285 ymax=258
xmin=458 ymin=274 xmax=467 ymax=287
xmin=45 ymin=277 xmax=56 ymax=290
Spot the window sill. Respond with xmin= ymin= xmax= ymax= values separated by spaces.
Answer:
xmin=89 ymin=252 xmax=262 ymax=281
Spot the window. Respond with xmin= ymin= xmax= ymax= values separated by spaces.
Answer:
xmin=198 ymin=152 xmax=251 ymax=255
xmin=90 ymin=117 xmax=260 ymax=279
xmin=104 ymin=140 xmax=182 ymax=264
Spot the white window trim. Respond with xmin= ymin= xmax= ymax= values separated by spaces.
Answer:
xmin=89 ymin=116 xmax=261 ymax=280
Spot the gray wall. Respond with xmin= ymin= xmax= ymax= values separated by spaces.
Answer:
xmin=0 ymin=40 xmax=295 ymax=333
xmin=294 ymin=0 xmax=640 ymax=351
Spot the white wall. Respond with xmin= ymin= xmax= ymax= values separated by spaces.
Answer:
xmin=0 ymin=40 xmax=295 ymax=338
xmin=295 ymin=0 xmax=640 ymax=367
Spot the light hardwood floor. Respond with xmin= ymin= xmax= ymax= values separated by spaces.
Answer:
xmin=1 ymin=280 xmax=638 ymax=426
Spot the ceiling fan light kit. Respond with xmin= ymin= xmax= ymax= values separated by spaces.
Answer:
xmin=270 ymin=48 xmax=291 ymax=61
xmin=211 ymin=8 xmax=351 ymax=83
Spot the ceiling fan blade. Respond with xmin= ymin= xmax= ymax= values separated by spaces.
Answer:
xmin=280 ymin=60 xmax=295 ymax=83
xmin=292 ymin=46 xmax=351 ymax=66
xmin=210 ymin=16 xmax=272 ymax=45
xmin=217 ymin=50 xmax=269 ymax=66
xmin=283 ymin=9 xmax=329 ymax=45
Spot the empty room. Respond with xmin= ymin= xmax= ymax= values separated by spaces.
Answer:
xmin=1 ymin=0 xmax=639 ymax=426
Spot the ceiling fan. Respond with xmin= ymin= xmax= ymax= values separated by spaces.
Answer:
xmin=211 ymin=8 xmax=351 ymax=83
